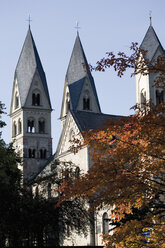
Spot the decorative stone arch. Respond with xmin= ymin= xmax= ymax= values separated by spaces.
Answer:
xmin=27 ymin=117 xmax=35 ymax=133
xmin=83 ymin=90 xmax=90 ymax=110
xmin=38 ymin=117 xmax=45 ymax=133
xmin=102 ymin=212 xmax=109 ymax=235
xmin=32 ymin=89 xmax=41 ymax=106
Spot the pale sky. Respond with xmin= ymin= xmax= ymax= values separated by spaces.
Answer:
xmin=1 ymin=0 xmax=165 ymax=152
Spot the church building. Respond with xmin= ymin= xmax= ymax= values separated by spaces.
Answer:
xmin=10 ymin=22 xmax=164 ymax=246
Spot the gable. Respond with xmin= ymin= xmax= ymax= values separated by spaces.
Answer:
xmin=56 ymin=112 xmax=83 ymax=156
xmin=24 ymin=70 xmax=51 ymax=109
xmin=76 ymin=76 xmax=101 ymax=113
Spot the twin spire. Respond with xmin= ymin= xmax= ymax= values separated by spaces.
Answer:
xmin=14 ymin=26 xmax=51 ymax=108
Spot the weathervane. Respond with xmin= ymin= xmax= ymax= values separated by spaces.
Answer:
xmin=149 ymin=10 xmax=152 ymax=26
xmin=74 ymin=21 xmax=81 ymax=33
xmin=26 ymin=15 xmax=32 ymax=27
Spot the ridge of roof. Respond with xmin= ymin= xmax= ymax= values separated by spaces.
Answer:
xmin=71 ymin=110 xmax=123 ymax=132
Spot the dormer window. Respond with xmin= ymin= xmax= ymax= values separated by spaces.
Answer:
xmin=32 ymin=93 xmax=40 ymax=106
xmin=83 ymin=91 xmax=90 ymax=110
xmin=156 ymin=90 xmax=164 ymax=105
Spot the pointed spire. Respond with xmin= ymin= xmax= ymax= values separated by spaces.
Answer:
xmin=140 ymin=25 xmax=165 ymax=61
xmin=15 ymin=27 xmax=51 ymax=108
xmin=60 ymin=33 xmax=101 ymax=119
xmin=66 ymin=32 xmax=90 ymax=85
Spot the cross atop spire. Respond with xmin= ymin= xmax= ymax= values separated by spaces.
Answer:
xmin=26 ymin=15 xmax=32 ymax=28
xmin=74 ymin=21 xmax=81 ymax=34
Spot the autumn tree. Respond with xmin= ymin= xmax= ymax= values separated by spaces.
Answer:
xmin=60 ymin=42 xmax=165 ymax=247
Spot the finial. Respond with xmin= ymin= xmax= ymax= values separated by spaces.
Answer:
xmin=74 ymin=21 xmax=81 ymax=34
xmin=26 ymin=14 xmax=32 ymax=28
xmin=149 ymin=10 xmax=152 ymax=26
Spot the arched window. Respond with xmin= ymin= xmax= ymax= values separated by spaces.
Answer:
xmin=28 ymin=148 xmax=36 ymax=158
xmin=43 ymin=149 xmax=47 ymax=159
xmin=83 ymin=91 xmax=90 ymax=110
xmin=40 ymin=149 xmax=47 ymax=159
xmin=32 ymin=149 xmax=36 ymax=158
xmin=18 ymin=119 xmax=22 ymax=134
xmin=69 ymin=129 xmax=75 ymax=141
xmin=66 ymin=92 xmax=70 ymax=114
xmin=27 ymin=119 xmax=35 ymax=133
xmin=13 ymin=122 xmax=17 ymax=137
xmin=15 ymin=93 xmax=19 ymax=109
xmin=75 ymin=167 xmax=80 ymax=178
xmin=32 ymin=92 xmax=40 ymax=106
xmin=38 ymin=119 xmax=45 ymax=133
xmin=156 ymin=90 xmax=164 ymax=105
xmin=141 ymin=89 xmax=146 ymax=106
xmin=48 ymin=183 xmax=51 ymax=199
xmin=28 ymin=148 xmax=32 ymax=158
xmin=102 ymin=212 xmax=109 ymax=235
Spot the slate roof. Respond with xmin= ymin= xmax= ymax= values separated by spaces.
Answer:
xmin=65 ymin=33 xmax=101 ymax=112
xmin=15 ymin=27 xmax=51 ymax=108
xmin=71 ymin=110 xmax=122 ymax=132
xmin=140 ymin=25 xmax=165 ymax=61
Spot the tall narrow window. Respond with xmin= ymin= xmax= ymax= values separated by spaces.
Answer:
xmin=37 ymin=94 xmax=40 ymax=105
xmin=18 ymin=119 xmax=22 ymax=134
xmin=102 ymin=213 xmax=109 ymax=235
xmin=66 ymin=93 xmax=70 ymax=114
xmin=13 ymin=122 xmax=17 ymax=136
xmin=141 ymin=90 xmax=146 ymax=106
xmin=15 ymin=93 xmax=19 ymax=109
xmin=28 ymin=149 xmax=32 ymax=158
xmin=40 ymin=149 xmax=47 ymax=159
xmin=38 ymin=119 xmax=45 ymax=133
xmin=43 ymin=149 xmax=47 ymax=159
xmin=156 ymin=90 xmax=164 ymax=105
xmin=27 ymin=119 xmax=35 ymax=133
xmin=83 ymin=91 xmax=90 ymax=110
xmin=32 ymin=149 xmax=36 ymax=158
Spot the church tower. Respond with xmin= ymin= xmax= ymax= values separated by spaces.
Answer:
xmin=10 ymin=26 xmax=52 ymax=180
xmin=60 ymin=32 xmax=101 ymax=126
xmin=136 ymin=23 xmax=165 ymax=107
